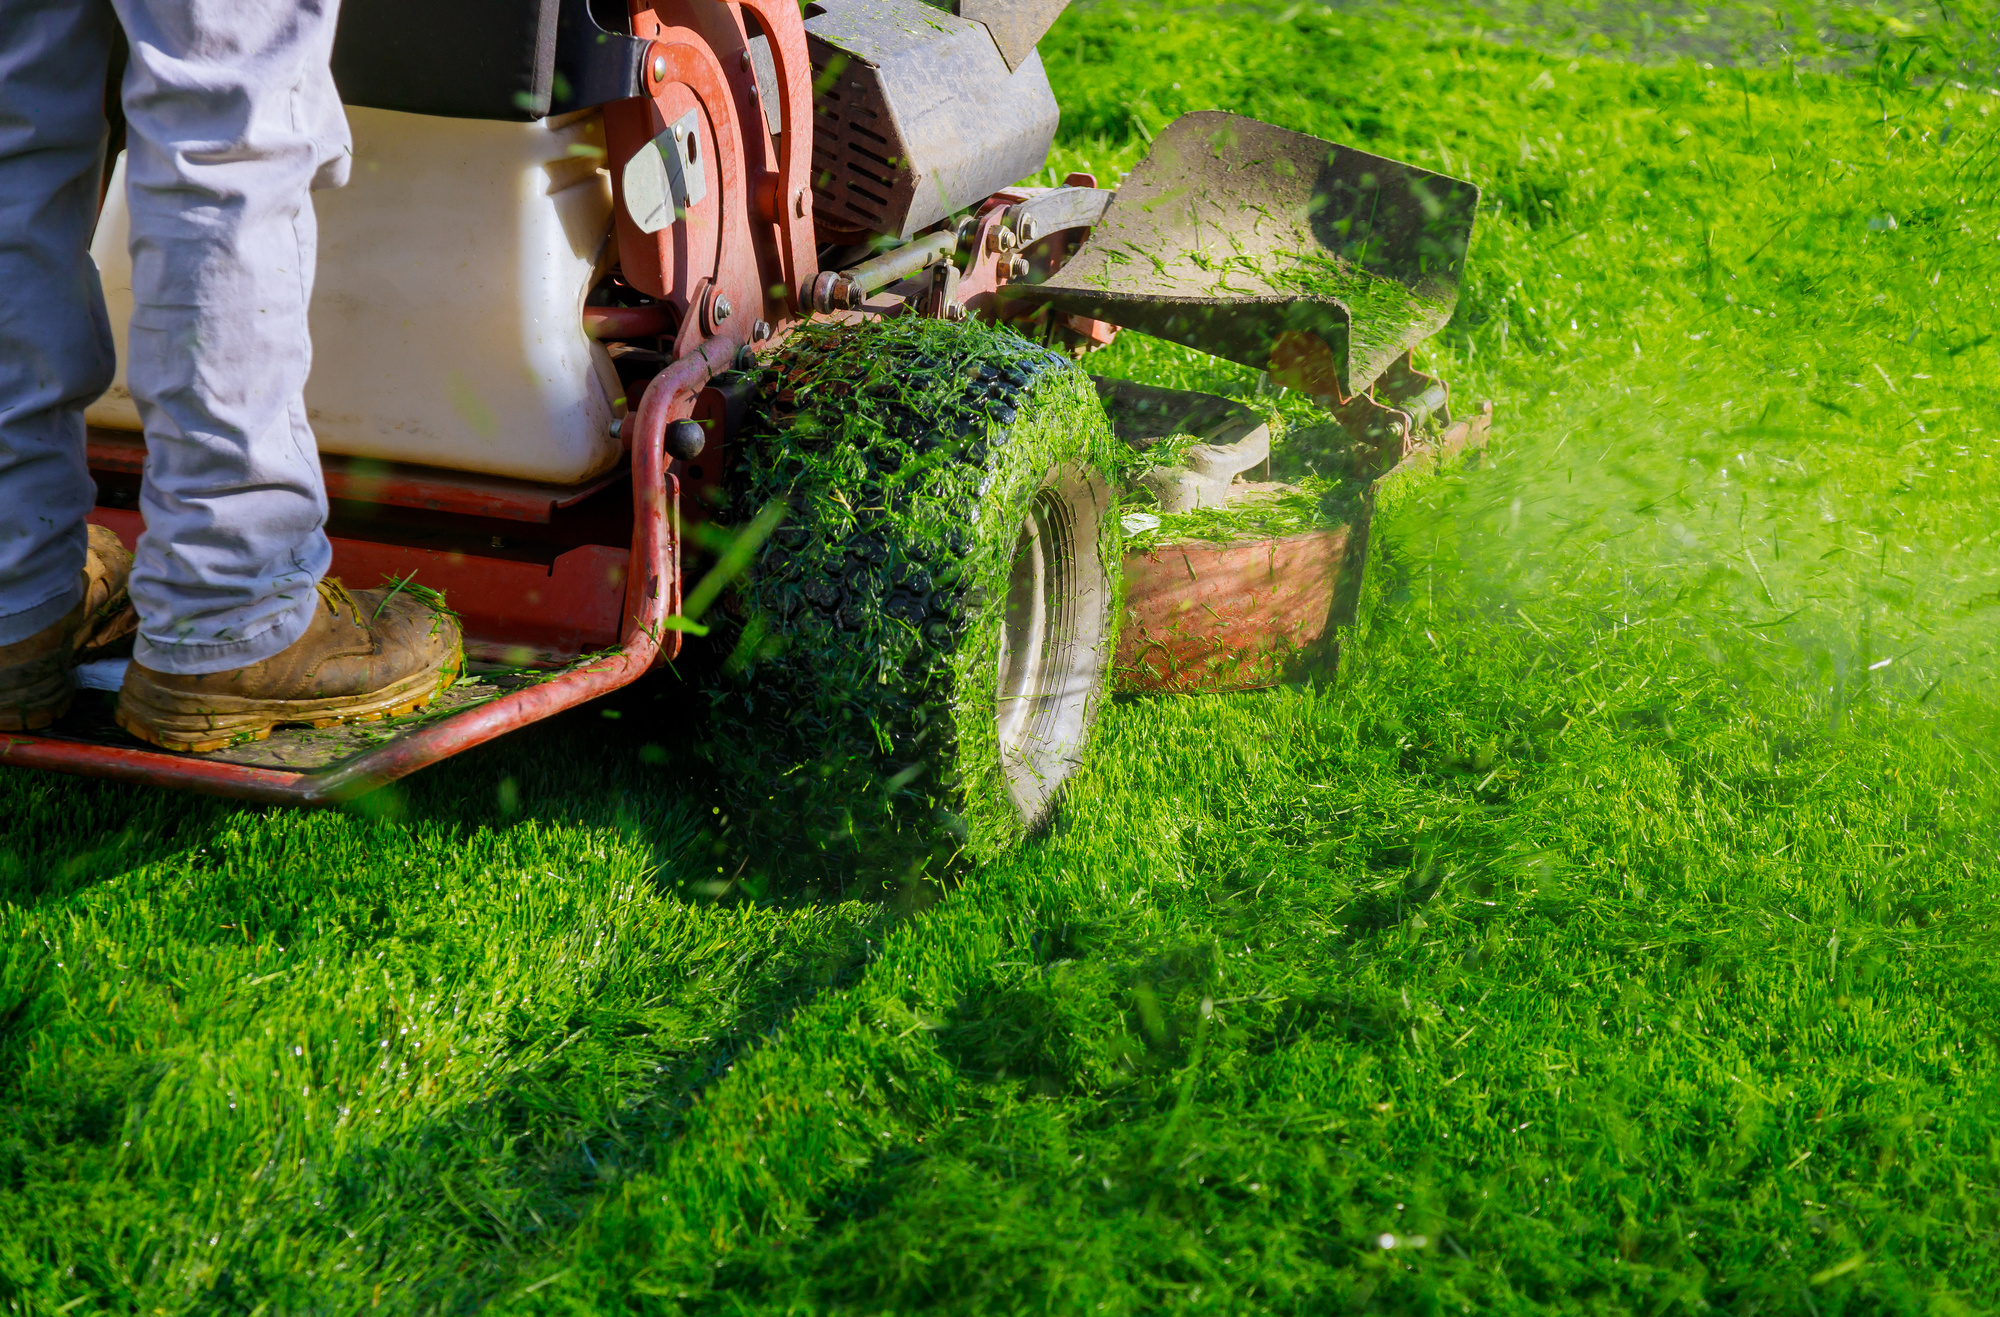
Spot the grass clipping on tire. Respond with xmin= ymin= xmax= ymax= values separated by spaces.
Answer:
xmin=708 ymin=317 xmax=1121 ymax=890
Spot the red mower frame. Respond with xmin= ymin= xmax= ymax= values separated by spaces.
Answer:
xmin=1 ymin=0 xmax=827 ymax=802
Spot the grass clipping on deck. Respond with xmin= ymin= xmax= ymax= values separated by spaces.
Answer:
xmin=1120 ymin=475 xmax=1352 ymax=550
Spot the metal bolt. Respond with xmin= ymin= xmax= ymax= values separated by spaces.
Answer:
xmin=1007 ymin=255 xmax=1030 ymax=279
xmin=986 ymin=225 xmax=1017 ymax=255
xmin=735 ymin=344 xmax=758 ymax=372
xmin=943 ymin=301 xmax=967 ymax=322
xmin=739 ymin=50 xmax=753 ymax=71
xmin=667 ymin=419 xmax=707 ymax=461
xmin=650 ymin=52 xmax=668 ymax=85
xmin=711 ymin=294 xmax=733 ymax=324
xmin=1018 ymin=216 xmax=1039 ymax=242
xmin=752 ymin=319 xmax=771 ymax=341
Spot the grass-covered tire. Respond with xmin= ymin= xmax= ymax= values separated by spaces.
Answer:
xmin=707 ymin=317 xmax=1121 ymax=886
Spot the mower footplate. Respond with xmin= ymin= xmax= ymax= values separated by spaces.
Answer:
xmin=0 ymin=658 xmax=631 ymax=804
xmin=28 ymin=668 xmax=540 ymax=775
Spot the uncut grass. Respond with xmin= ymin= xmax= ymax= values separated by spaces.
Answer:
xmin=6 ymin=1 xmax=2000 ymax=1313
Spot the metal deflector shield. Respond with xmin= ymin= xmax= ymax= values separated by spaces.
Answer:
xmin=1002 ymin=111 xmax=1480 ymax=400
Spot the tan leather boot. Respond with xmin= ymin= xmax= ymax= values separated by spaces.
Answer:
xmin=0 ymin=601 xmax=86 ymax=732
xmin=76 ymin=524 xmax=139 ymax=662
xmin=117 ymin=579 xmax=463 ymax=753
xmin=0 ymin=524 xmax=138 ymax=732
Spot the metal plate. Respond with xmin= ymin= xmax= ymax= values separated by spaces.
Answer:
xmin=86 ymin=508 xmax=628 ymax=669
xmin=1004 ymin=112 xmax=1479 ymax=398
xmin=1113 ymin=405 xmax=1492 ymax=695
xmin=805 ymin=0 xmax=1058 ymax=237
xmin=1116 ymin=524 xmax=1354 ymax=694
xmin=958 ymin=0 xmax=1068 ymax=70
xmin=622 ymin=107 xmax=708 ymax=233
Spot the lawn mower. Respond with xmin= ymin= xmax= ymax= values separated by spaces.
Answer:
xmin=3 ymin=0 xmax=1485 ymax=864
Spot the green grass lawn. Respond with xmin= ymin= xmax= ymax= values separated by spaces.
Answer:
xmin=7 ymin=1 xmax=2000 ymax=1312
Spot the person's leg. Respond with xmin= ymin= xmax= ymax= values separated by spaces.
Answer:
xmin=112 ymin=0 xmax=351 ymax=675
xmin=0 ymin=0 xmax=117 ymax=648
xmin=110 ymin=0 xmax=461 ymax=755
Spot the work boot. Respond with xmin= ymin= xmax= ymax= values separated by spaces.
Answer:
xmin=76 ymin=524 xmax=139 ymax=662
xmin=0 ymin=524 xmax=139 ymax=732
xmin=116 ymin=579 xmax=463 ymax=753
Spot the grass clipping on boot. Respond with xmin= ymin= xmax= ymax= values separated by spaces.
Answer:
xmin=707 ymin=317 xmax=1121 ymax=890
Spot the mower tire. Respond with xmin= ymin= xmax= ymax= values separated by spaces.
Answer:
xmin=706 ymin=317 xmax=1121 ymax=886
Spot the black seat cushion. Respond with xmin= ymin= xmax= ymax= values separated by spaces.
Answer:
xmin=332 ymin=0 xmax=561 ymax=121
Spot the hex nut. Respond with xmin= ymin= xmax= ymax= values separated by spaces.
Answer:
xmin=712 ymin=294 xmax=733 ymax=324
xmin=809 ymin=270 xmax=840 ymax=313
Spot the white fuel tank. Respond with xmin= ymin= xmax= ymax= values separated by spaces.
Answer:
xmin=88 ymin=106 xmax=625 ymax=486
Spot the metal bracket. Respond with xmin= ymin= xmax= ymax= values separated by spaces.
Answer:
xmin=1001 ymin=186 xmax=1113 ymax=245
xmin=1374 ymin=354 xmax=1452 ymax=434
xmin=923 ymin=259 xmax=965 ymax=320
xmin=621 ymin=107 xmax=708 ymax=234
xmin=956 ymin=0 xmax=1069 ymax=71
xmin=550 ymin=0 xmax=650 ymax=115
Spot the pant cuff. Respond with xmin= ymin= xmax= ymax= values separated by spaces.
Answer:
xmin=0 ymin=580 xmax=84 ymax=647
xmin=133 ymin=585 xmax=321 ymax=675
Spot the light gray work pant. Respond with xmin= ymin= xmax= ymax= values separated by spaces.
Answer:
xmin=0 ymin=0 xmax=349 ymax=673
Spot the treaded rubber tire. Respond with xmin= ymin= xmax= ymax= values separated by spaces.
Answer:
xmin=706 ymin=317 xmax=1121 ymax=886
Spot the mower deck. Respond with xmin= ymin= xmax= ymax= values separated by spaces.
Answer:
xmin=1115 ymin=402 xmax=1492 ymax=694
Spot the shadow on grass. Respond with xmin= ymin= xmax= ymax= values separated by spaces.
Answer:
xmin=0 ymin=667 xmax=949 ymax=1309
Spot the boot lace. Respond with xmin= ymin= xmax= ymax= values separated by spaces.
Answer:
xmin=318 ymin=578 xmax=363 ymax=624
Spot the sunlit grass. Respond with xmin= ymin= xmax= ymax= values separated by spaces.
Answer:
xmin=5 ymin=2 xmax=2000 ymax=1313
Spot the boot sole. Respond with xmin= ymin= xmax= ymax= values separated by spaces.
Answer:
xmin=116 ymin=655 xmax=462 ymax=755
